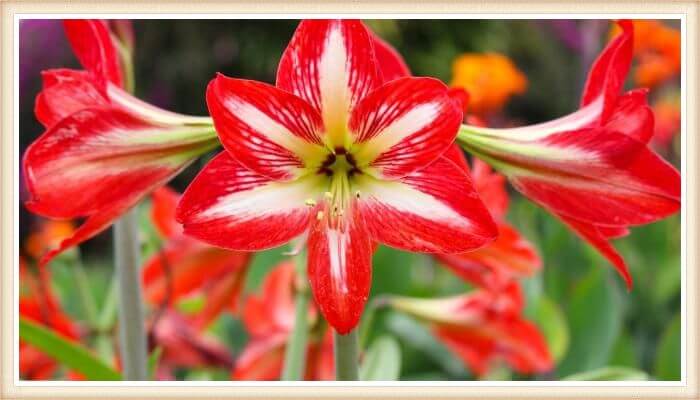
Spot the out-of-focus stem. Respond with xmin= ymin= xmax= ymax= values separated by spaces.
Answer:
xmin=114 ymin=208 xmax=148 ymax=380
xmin=280 ymin=249 xmax=310 ymax=380
xmin=334 ymin=329 xmax=360 ymax=381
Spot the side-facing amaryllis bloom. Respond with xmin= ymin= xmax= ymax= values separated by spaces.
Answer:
xmin=450 ymin=53 xmax=528 ymax=116
xmin=19 ymin=257 xmax=81 ymax=380
xmin=177 ymin=19 xmax=498 ymax=333
xmin=148 ymin=310 xmax=233 ymax=380
xmin=389 ymin=282 xmax=553 ymax=377
xmin=456 ymin=20 xmax=681 ymax=288
xmin=435 ymin=150 xmax=542 ymax=290
xmin=142 ymin=187 xmax=252 ymax=329
xmin=233 ymin=261 xmax=334 ymax=381
xmin=24 ymin=19 xmax=219 ymax=266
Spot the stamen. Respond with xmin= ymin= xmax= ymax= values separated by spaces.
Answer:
xmin=355 ymin=190 xmax=361 ymax=199
xmin=316 ymin=211 xmax=325 ymax=220
xmin=305 ymin=198 xmax=317 ymax=207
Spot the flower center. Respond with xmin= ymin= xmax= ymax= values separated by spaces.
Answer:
xmin=314 ymin=147 xmax=363 ymax=226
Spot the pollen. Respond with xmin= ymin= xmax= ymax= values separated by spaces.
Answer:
xmin=324 ymin=191 xmax=333 ymax=199
xmin=305 ymin=198 xmax=317 ymax=207
xmin=316 ymin=211 xmax=325 ymax=220
xmin=355 ymin=190 xmax=361 ymax=199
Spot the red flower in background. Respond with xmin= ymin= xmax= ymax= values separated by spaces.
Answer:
xmin=389 ymin=282 xmax=552 ymax=377
xmin=19 ymin=257 xmax=81 ymax=379
xmin=23 ymin=19 xmax=218 ymax=266
xmin=142 ymin=187 xmax=252 ymax=329
xmin=177 ymin=19 xmax=497 ymax=334
xmin=651 ymin=92 xmax=681 ymax=149
xmin=233 ymin=262 xmax=333 ymax=380
xmin=457 ymin=20 xmax=681 ymax=288
xmin=435 ymin=149 xmax=541 ymax=290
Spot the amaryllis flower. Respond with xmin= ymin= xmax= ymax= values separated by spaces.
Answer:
xmin=457 ymin=20 xmax=681 ymax=288
xmin=233 ymin=261 xmax=334 ymax=380
xmin=435 ymin=150 xmax=542 ymax=290
xmin=148 ymin=310 xmax=233 ymax=380
xmin=142 ymin=187 xmax=252 ymax=329
xmin=389 ymin=282 xmax=553 ymax=377
xmin=23 ymin=19 xmax=218 ymax=266
xmin=177 ymin=19 xmax=498 ymax=333
xmin=19 ymin=257 xmax=81 ymax=380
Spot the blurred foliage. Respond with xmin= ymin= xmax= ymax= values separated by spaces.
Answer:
xmin=19 ymin=19 xmax=681 ymax=381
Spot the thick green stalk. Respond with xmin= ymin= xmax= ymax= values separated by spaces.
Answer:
xmin=334 ymin=329 xmax=360 ymax=380
xmin=280 ymin=249 xmax=310 ymax=380
xmin=114 ymin=208 xmax=148 ymax=380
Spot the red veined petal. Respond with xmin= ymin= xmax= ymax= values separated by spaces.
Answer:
xmin=371 ymin=33 xmax=411 ymax=82
xmin=206 ymin=75 xmax=326 ymax=181
xmin=307 ymin=202 xmax=373 ymax=334
xmin=448 ymin=87 xmax=470 ymax=114
xmin=176 ymin=151 xmax=322 ymax=251
xmin=232 ymin=334 xmax=288 ymax=380
xmin=355 ymin=155 xmax=497 ymax=253
xmin=580 ymin=20 xmax=633 ymax=122
xmin=34 ymin=69 xmax=109 ymax=127
xmin=350 ymin=77 xmax=463 ymax=179
xmin=63 ymin=19 xmax=124 ymax=88
xmin=150 ymin=187 xmax=181 ymax=239
xmin=242 ymin=261 xmax=297 ymax=337
xmin=558 ymin=215 xmax=632 ymax=289
xmin=23 ymin=108 xmax=211 ymax=263
xmin=276 ymin=19 xmax=381 ymax=148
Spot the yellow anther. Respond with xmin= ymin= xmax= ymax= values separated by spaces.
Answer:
xmin=316 ymin=211 xmax=325 ymax=220
xmin=355 ymin=190 xmax=361 ymax=199
xmin=305 ymin=198 xmax=317 ymax=207
xmin=324 ymin=191 xmax=333 ymax=199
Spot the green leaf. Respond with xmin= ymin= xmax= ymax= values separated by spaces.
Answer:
xmin=19 ymin=317 xmax=121 ymax=381
xmin=359 ymin=335 xmax=402 ymax=380
xmin=563 ymin=366 xmax=648 ymax=381
xmin=527 ymin=295 xmax=569 ymax=363
xmin=557 ymin=266 xmax=623 ymax=376
xmin=147 ymin=347 xmax=163 ymax=379
xmin=654 ymin=313 xmax=681 ymax=380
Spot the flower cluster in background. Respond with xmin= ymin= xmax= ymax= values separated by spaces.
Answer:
xmin=18 ymin=19 xmax=681 ymax=381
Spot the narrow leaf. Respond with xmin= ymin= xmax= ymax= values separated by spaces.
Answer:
xmin=19 ymin=317 xmax=121 ymax=380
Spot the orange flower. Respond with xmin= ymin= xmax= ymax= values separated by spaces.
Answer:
xmin=611 ymin=20 xmax=680 ymax=88
xmin=450 ymin=53 xmax=527 ymax=115
xmin=24 ymin=220 xmax=75 ymax=261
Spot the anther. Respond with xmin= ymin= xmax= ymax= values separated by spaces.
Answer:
xmin=355 ymin=190 xmax=361 ymax=199
xmin=316 ymin=211 xmax=325 ymax=220
xmin=324 ymin=192 xmax=333 ymax=199
xmin=305 ymin=198 xmax=317 ymax=207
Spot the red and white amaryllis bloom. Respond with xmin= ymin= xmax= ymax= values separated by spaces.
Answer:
xmin=177 ymin=20 xmax=498 ymax=334
xmin=23 ymin=20 xmax=218 ymax=266
xmin=456 ymin=20 xmax=681 ymax=288
xmin=389 ymin=282 xmax=553 ymax=377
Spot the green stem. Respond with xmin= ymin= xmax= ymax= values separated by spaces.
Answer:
xmin=334 ymin=329 xmax=360 ymax=380
xmin=114 ymin=208 xmax=148 ymax=380
xmin=97 ymin=278 xmax=118 ymax=331
xmin=280 ymin=249 xmax=310 ymax=380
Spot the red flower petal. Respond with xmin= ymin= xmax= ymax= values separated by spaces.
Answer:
xmin=471 ymin=158 xmax=509 ymax=220
xmin=34 ymin=69 xmax=110 ymax=127
xmin=276 ymin=19 xmax=381 ymax=148
xmin=176 ymin=152 xmax=321 ymax=251
xmin=605 ymin=89 xmax=654 ymax=143
xmin=206 ymin=75 xmax=326 ymax=181
xmin=371 ymin=33 xmax=411 ymax=82
xmin=63 ymin=19 xmax=124 ymax=89
xmin=232 ymin=334 xmax=287 ymax=380
xmin=580 ymin=20 xmax=633 ymax=122
xmin=350 ymin=77 xmax=463 ymax=179
xmin=356 ymin=155 xmax=497 ymax=253
xmin=242 ymin=261 xmax=297 ymax=337
xmin=150 ymin=187 xmax=181 ymax=239
xmin=307 ymin=203 xmax=373 ymax=334
xmin=23 ymin=108 xmax=207 ymax=264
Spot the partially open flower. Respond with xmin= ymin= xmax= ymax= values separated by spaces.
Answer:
xmin=142 ymin=187 xmax=252 ymax=329
xmin=23 ymin=20 xmax=219 ymax=266
xmin=389 ymin=282 xmax=553 ymax=377
xmin=177 ymin=19 xmax=498 ymax=334
xmin=457 ymin=20 xmax=681 ymax=288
